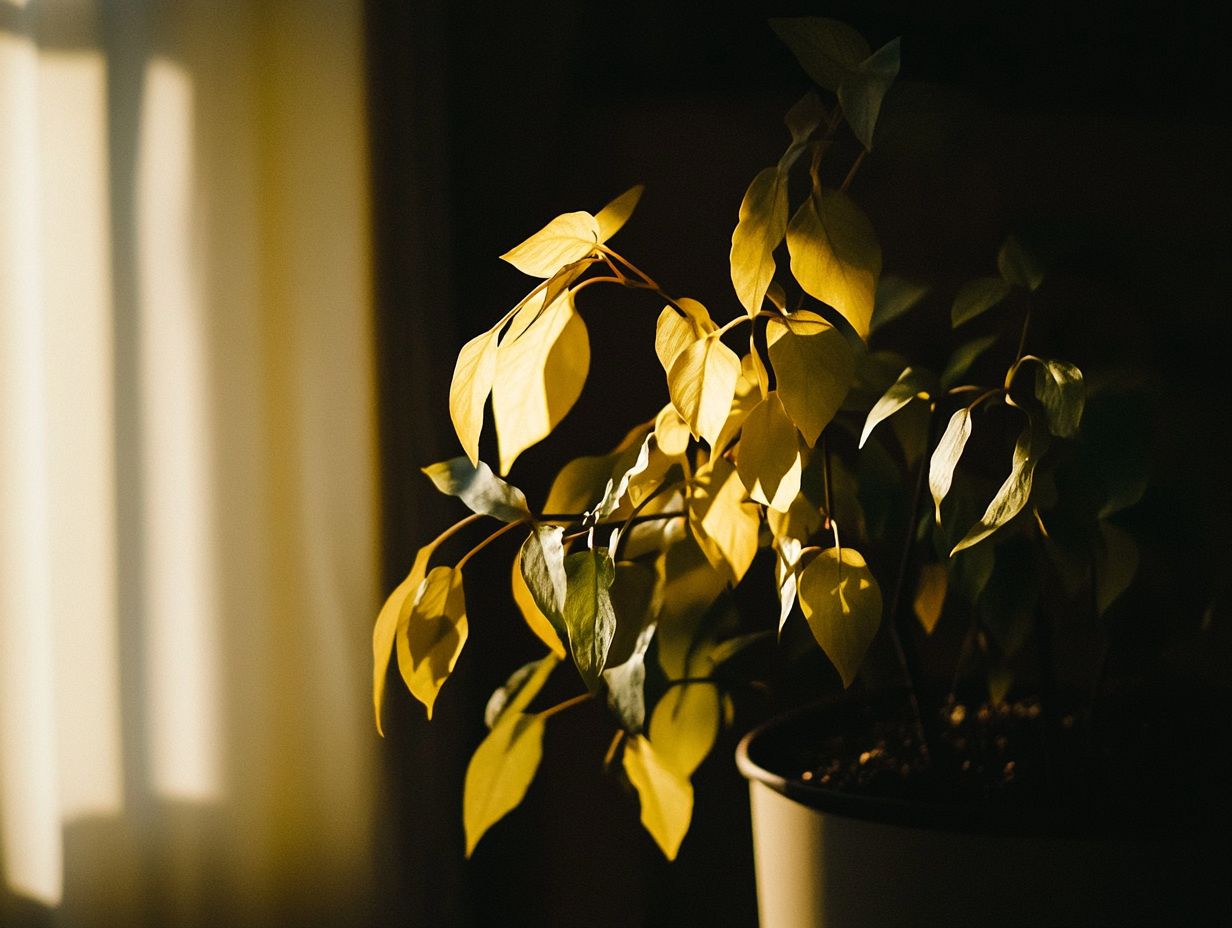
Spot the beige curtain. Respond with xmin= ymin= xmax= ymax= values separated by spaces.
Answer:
xmin=0 ymin=1 xmax=380 ymax=925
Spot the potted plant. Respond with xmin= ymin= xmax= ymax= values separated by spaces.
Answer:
xmin=373 ymin=15 xmax=1227 ymax=925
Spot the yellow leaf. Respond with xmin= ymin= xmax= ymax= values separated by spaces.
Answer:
xmin=654 ymin=299 xmax=715 ymax=375
xmin=595 ymin=184 xmax=645 ymax=242
xmin=654 ymin=404 xmax=691 ymax=456
xmin=736 ymin=392 xmax=802 ymax=512
xmin=500 ymin=210 xmax=600 ymax=278
xmin=373 ymin=542 xmax=435 ymax=734
xmin=668 ymin=333 xmax=741 ymax=449
xmin=786 ymin=190 xmax=881 ymax=341
xmin=797 ymin=547 xmax=882 ymax=688
xmin=648 ymin=683 xmax=720 ymax=779
xmin=493 ymin=291 xmax=590 ymax=474
xmin=688 ymin=457 xmax=761 ymax=585
xmin=714 ymin=355 xmax=764 ymax=455
xmin=913 ymin=562 xmax=947 ymax=635
xmin=767 ymin=493 xmax=823 ymax=549
xmin=512 ymin=549 xmax=566 ymax=658
xmin=730 ymin=166 xmax=788 ymax=316
xmin=396 ymin=565 xmax=468 ymax=718
xmin=766 ymin=311 xmax=854 ymax=446
xmin=654 ymin=537 xmax=727 ymax=679
xmin=449 ymin=328 xmax=499 ymax=465
xmin=463 ymin=710 xmax=546 ymax=856
xmin=623 ymin=735 xmax=694 ymax=860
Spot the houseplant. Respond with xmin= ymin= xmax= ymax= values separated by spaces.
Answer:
xmin=373 ymin=14 xmax=1227 ymax=924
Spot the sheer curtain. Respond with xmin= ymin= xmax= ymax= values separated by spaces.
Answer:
xmin=0 ymin=1 xmax=380 ymax=925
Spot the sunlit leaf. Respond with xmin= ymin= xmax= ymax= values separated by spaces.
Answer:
xmin=500 ymin=210 xmax=600 ymax=278
xmin=654 ymin=404 xmax=691 ymax=456
xmin=1033 ymin=359 xmax=1085 ymax=438
xmin=770 ymin=17 xmax=870 ymax=91
xmin=623 ymin=735 xmax=694 ymax=860
xmin=593 ymin=434 xmax=652 ymax=520
xmin=595 ymin=184 xmax=645 ymax=242
xmin=786 ymin=190 xmax=881 ymax=341
xmin=730 ymin=166 xmax=788 ymax=316
xmin=838 ymin=38 xmax=901 ymax=150
xmin=512 ymin=549 xmax=566 ymax=658
xmin=603 ymin=623 xmax=657 ymax=733
xmin=373 ymin=542 xmax=435 ymax=734
xmin=859 ymin=366 xmax=928 ymax=448
xmin=998 ymin=233 xmax=1044 ymax=291
xmin=655 ymin=299 xmax=716 ymax=376
xmin=928 ymin=407 xmax=973 ymax=522
xmin=715 ymin=354 xmax=765 ymax=454
xmin=493 ymin=291 xmax=590 ymax=474
xmin=767 ymin=492 xmax=823 ymax=551
xmin=563 ymin=547 xmax=617 ymax=690
xmin=766 ymin=311 xmax=854 ymax=446
xmin=463 ymin=710 xmax=546 ymax=856
xmin=940 ymin=335 xmax=999 ymax=389
xmin=951 ymin=277 xmax=1012 ymax=328
xmin=544 ymin=450 xmax=624 ymax=516
xmin=776 ymin=537 xmax=802 ymax=635
xmin=449 ymin=328 xmax=499 ymax=465
xmin=870 ymin=275 xmax=929 ymax=334
xmin=668 ymin=333 xmax=741 ymax=449
xmin=797 ymin=547 xmax=882 ymax=688
xmin=395 ymin=565 xmax=467 ymax=719
xmin=648 ymin=682 xmax=721 ymax=779
xmin=519 ymin=524 xmax=569 ymax=644
xmin=422 ymin=456 xmax=530 ymax=523
xmin=688 ymin=457 xmax=761 ymax=585
xmin=952 ymin=420 xmax=1049 ymax=554
xmin=913 ymin=563 xmax=947 ymax=635
xmin=1095 ymin=521 xmax=1139 ymax=615
xmin=736 ymin=392 xmax=802 ymax=512
xmin=484 ymin=653 xmax=559 ymax=729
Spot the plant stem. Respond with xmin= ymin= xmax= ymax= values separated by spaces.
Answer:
xmin=820 ymin=432 xmax=834 ymax=530
xmin=455 ymin=518 xmax=527 ymax=571
xmin=840 ymin=149 xmax=867 ymax=193
xmin=570 ymin=275 xmax=628 ymax=298
xmin=603 ymin=730 xmax=626 ymax=768
xmin=538 ymin=692 xmax=592 ymax=721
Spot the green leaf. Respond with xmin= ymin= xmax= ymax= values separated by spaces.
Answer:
xmin=493 ymin=290 xmax=590 ymax=474
xmin=563 ymin=547 xmax=617 ymax=690
xmin=519 ymin=524 xmax=569 ymax=643
xmin=952 ymin=420 xmax=1049 ymax=554
xmin=512 ymin=549 xmax=566 ymax=658
xmin=603 ymin=623 xmax=657 ymax=734
xmin=1033 ymin=359 xmax=1085 ymax=438
xmin=782 ymin=91 xmax=828 ymax=164
xmin=940 ymin=335 xmax=999 ymax=389
xmin=766 ymin=311 xmax=854 ymax=446
xmin=912 ymin=562 xmax=947 ymax=634
xmin=484 ymin=653 xmax=559 ymax=729
xmin=687 ymin=457 xmax=761 ymax=585
xmin=838 ymin=38 xmax=901 ymax=150
xmin=595 ymin=184 xmax=644 ymax=242
xmin=395 ymin=565 xmax=467 ymax=719
xmin=948 ymin=542 xmax=995 ymax=606
xmin=730 ymin=167 xmax=788 ymax=316
xmin=735 ymin=392 xmax=802 ymax=512
xmin=463 ymin=710 xmax=547 ymax=856
xmin=928 ymin=407 xmax=973 ymax=522
xmin=449 ymin=328 xmax=499 ymax=465
xmin=951 ymin=277 xmax=1012 ymax=328
xmin=1095 ymin=521 xmax=1138 ymax=615
xmin=654 ymin=298 xmax=716 ymax=375
xmin=500 ymin=210 xmax=600 ymax=278
xmin=668 ymin=332 xmax=741 ymax=449
xmin=998 ymin=233 xmax=1044 ymax=291
xmin=786 ymin=190 xmax=881 ymax=341
xmin=870 ymin=275 xmax=929 ymax=334
xmin=859 ymin=366 xmax=928 ymax=448
xmin=623 ymin=735 xmax=694 ymax=860
xmin=655 ymin=537 xmax=728 ymax=679
xmin=797 ymin=547 xmax=883 ymax=688
xmin=979 ymin=537 xmax=1038 ymax=657
xmin=373 ymin=542 xmax=436 ymax=734
xmin=770 ymin=17 xmax=870 ymax=91
xmin=422 ymin=456 xmax=530 ymax=523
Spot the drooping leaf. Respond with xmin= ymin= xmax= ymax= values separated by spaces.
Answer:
xmin=395 ymin=565 xmax=468 ymax=719
xmin=912 ymin=562 xmax=947 ymax=635
xmin=928 ymin=407 xmax=973 ymax=522
xmin=998 ymin=233 xmax=1045 ymax=291
xmin=714 ymin=354 xmax=765 ymax=454
xmin=595 ymin=184 xmax=645 ymax=242
xmin=776 ymin=537 xmax=802 ymax=635
xmin=493 ymin=291 xmax=590 ymax=474
xmin=940 ymin=335 xmax=999 ymax=389
xmin=948 ymin=542 xmax=995 ymax=606
xmin=668 ymin=333 xmax=741 ymax=449
xmin=624 ymin=734 xmax=694 ymax=860
xmin=654 ymin=403 xmax=691 ymax=456
xmin=512 ymin=549 xmax=566 ymax=658
xmin=1094 ymin=521 xmax=1139 ymax=615
xmin=562 ymin=547 xmax=617 ymax=690
xmin=1033 ymin=359 xmax=1085 ymax=438
xmin=770 ymin=17 xmax=870 ymax=91
xmin=838 ymin=38 xmax=901 ymax=150
xmin=687 ymin=457 xmax=761 ymax=585
xmin=422 ymin=457 xmax=530 ymax=523
xmin=519 ymin=524 xmax=569 ymax=643
xmin=500 ymin=210 xmax=600 ymax=278
xmin=463 ymin=710 xmax=547 ymax=856
xmin=952 ymin=420 xmax=1049 ymax=554
xmin=786 ymin=190 xmax=881 ymax=341
xmin=766 ymin=311 xmax=854 ymax=446
xmin=797 ymin=546 xmax=883 ymax=688
xmin=859 ymin=366 xmax=929 ymax=448
xmin=373 ymin=542 xmax=436 ymax=734
xmin=870 ymin=275 xmax=929 ymax=334
xmin=736 ymin=392 xmax=802 ymax=512
xmin=484 ymin=653 xmax=559 ymax=729
xmin=648 ymin=682 xmax=721 ymax=779
xmin=603 ymin=623 xmax=657 ymax=733
xmin=951 ymin=277 xmax=1012 ymax=328
xmin=449 ymin=328 xmax=499 ymax=465
xmin=654 ymin=299 xmax=716 ymax=376
xmin=730 ymin=166 xmax=788 ymax=316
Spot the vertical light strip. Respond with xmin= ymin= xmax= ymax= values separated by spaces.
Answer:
xmin=136 ymin=57 xmax=223 ymax=801
xmin=0 ymin=29 xmax=64 ymax=906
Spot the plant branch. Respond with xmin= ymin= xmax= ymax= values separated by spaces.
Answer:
xmin=840 ymin=149 xmax=867 ymax=193
xmin=538 ymin=692 xmax=592 ymax=721
xmin=455 ymin=518 xmax=527 ymax=571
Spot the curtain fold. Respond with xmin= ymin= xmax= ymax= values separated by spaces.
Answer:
xmin=0 ymin=2 xmax=380 ymax=925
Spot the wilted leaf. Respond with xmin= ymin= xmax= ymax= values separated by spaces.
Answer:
xmin=838 ymin=38 xmax=901 ymax=150
xmin=730 ymin=167 xmax=788 ymax=316
xmin=870 ymin=275 xmax=929 ymax=333
xmin=688 ymin=457 xmax=761 ymax=585
xmin=787 ymin=190 xmax=881 ymax=341
xmin=595 ymin=184 xmax=644 ymax=242
xmin=797 ymin=547 xmax=882 ymax=688
xmin=952 ymin=277 xmax=1012 ymax=328
xmin=563 ymin=547 xmax=617 ymax=690
xmin=770 ymin=17 xmax=870 ymax=91
xmin=766 ymin=311 xmax=854 ymax=446
xmin=422 ymin=456 xmax=530 ymax=523
xmin=998 ymin=233 xmax=1044 ymax=291
xmin=940 ymin=335 xmax=999 ymax=389
xmin=668 ymin=333 xmax=741 ymax=449
xmin=1095 ymin=521 xmax=1139 ymax=615
xmin=484 ymin=653 xmax=559 ymax=729
xmin=913 ymin=563 xmax=947 ymax=634
xmin=1033 ymin=359 xmax=1085 ymax=438
xmin=952 ymin=420 xmax=1049 ymax=554
xmin=493 ymin=291 xmax=590 ymax=474
xmin=736 ymin=392 xmax=802 ymax=512
xmin=928 ymin=407 xmax=973 ymax=522
xmin=396 ymin=565 xmax=468 ymax=718
xmin=512 ymin=549 xmax=566 ymax=658
xmin=624 ymin=735 xmax=694 ymax=860
xmin=463 ymin=710 xmax=547 ymax=856
xmin=449 ymin=328 xmax=499 ymax=465
xmin=860 ymin=366 xmax=928 ymax=448
xmin=500 ymin=210 xmax=600 ymax=278
xmin=655 ymin=299 xmax=716 ymax=376
xmin=373 ymin=542 xmax=435 ymax=734
xmin=603 ymin=623 xmax=657 ymax=733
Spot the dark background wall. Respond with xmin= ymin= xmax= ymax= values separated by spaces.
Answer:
xmin=365 ymin=2 xmax=1231 ymax=925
